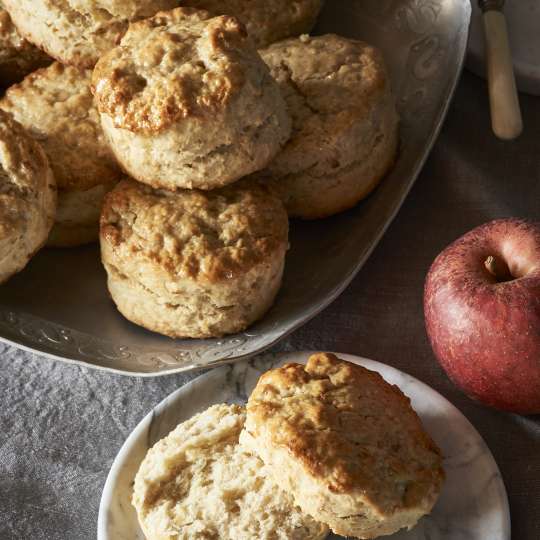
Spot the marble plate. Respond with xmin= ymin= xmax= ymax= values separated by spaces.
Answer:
xmin=0 ymin=0 xmax=471 ymax=376
xmin=98 ymin=351 xmax=511 ymax=540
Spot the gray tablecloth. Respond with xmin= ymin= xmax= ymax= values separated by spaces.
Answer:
xmin=1 ymin=72 xmax=539 ymax=540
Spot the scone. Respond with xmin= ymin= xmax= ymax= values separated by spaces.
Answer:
xmin=241 ymin=353 xmax=445 ymax=539
xmin=100 ymin=179 xmax=288 ymax=338
xmin=179 ymin=0 xmax=324 ymax=47
xmin=133 ymin=403 xmax=328 ymax=540
xmin=2 ymin=0 xmax=179 ymax=68
xmin=0 ymin=62 xmax=121 ymax=247
xmin=0 ymin=110 xmax=56 ymax=283
xmin=92 ymin=8 xmax=291 ymax=191
xmin=0 ymin=7 xmax=51 ymax=88
xmin=257 ymin=34 xmax=399 ymax=219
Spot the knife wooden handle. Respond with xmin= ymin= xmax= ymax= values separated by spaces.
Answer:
xmin=482 ymin=9 xmax=523 ymax=140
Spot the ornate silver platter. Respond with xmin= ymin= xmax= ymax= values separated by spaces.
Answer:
xmin=0 ymin=0 xmax=471 ymax=375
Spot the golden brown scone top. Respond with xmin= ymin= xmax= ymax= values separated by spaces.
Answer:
xmin=0 ymin=62 xmax=121 ymax=192
xmin=0 ymin=109 xmax=54 ymax=238
xmin=100 ymin=179 xmax=289 ymax=284
xmin=258 ymin=35 xmax=391 ymax=177
xmin=179 ymin=0 xmax=324 ymax=47
xmin=261 ymin=34 xmax=387 ymax=125
xmin=0 ymin=8 xmax=51 ymax=85
xmin=92 ymin=7 xmax=266 ymax=134
xmin=246 ymin=353 xmax=444 ymax=513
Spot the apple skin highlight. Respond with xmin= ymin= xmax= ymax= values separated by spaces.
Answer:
xmin=424 ymin=218 xmax=540 ymax=414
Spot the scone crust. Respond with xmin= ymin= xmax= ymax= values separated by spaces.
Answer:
xmin=101 ymin=179 xmax=287 ymax=283
xmin=258 ymin=34 xmax=399 ymax=218
xmin=2 ymin=0 xmax=179 ymax=68
xmin=93 ymin=8 xmax=247 ymax=134
xmin=179 ymin=0 xmax=324 ymax=47
xmin=1 ymin=62 xmax=120 ymax=192
xmin=242 ymin=353 xmax=444 ymax=538
xmin=100 ymin=179 xmax=289 ymax=337
xmin=0 ymin=62 xmax=121 ymax=246
xmin=0 ymin=110 xmax=56 ymax=283
xmin=0 ymin=8 xmax=51 ymax=87
xmin=133 ymin=403 xmax=328 ymax=540
xmin=93 ymin=7 xmax=291 ymax=190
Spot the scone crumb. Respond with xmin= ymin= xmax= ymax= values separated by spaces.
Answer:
xmin=132 ymin=403 xmax=328 ymax=540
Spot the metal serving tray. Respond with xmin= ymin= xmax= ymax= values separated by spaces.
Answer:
xmin=0 ymin=0 xmax=471 ymax=375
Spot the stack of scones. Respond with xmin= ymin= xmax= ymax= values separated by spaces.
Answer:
xmin=0 ymin=1 xmax=398 ymax=338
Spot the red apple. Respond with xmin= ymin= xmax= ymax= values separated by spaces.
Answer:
xmin=424 ymin=218 xmax=540 ymax=414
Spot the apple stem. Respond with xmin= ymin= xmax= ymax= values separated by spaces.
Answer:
xmin=484 ymin=255 xmax=513 ymax=282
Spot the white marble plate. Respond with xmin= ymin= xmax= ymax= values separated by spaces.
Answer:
xmin=98 ymin=352 xmax=511 ymax=540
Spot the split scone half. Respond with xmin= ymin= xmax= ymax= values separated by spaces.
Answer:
xmin=1 ymin=62 xmax=121 ymax=247
xmin=92 ymin=8 xmax=291 ymax=191
xmin=0 ymin=110 xmax=56 ymax=283
xmin=133 ymin=403 xmax=329 ymax=540
xmin=100 ymin=179 xmax=288 ymax=338
xmin=258 ymin=34 xmax=399 ymax=219
xmin=241 ymin=352 xmax=445 ymax=538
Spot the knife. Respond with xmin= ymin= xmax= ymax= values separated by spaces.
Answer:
xmin=478 ymin=0 xmax=523 ymax=140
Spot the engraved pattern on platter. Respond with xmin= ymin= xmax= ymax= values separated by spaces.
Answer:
xmin=396 ymin=0 xmax=443 ymax=34
xmin=0 ymin=308 xmax=259 ymax=371
xmin=397 ymin=0 xmax=447 ymax=123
